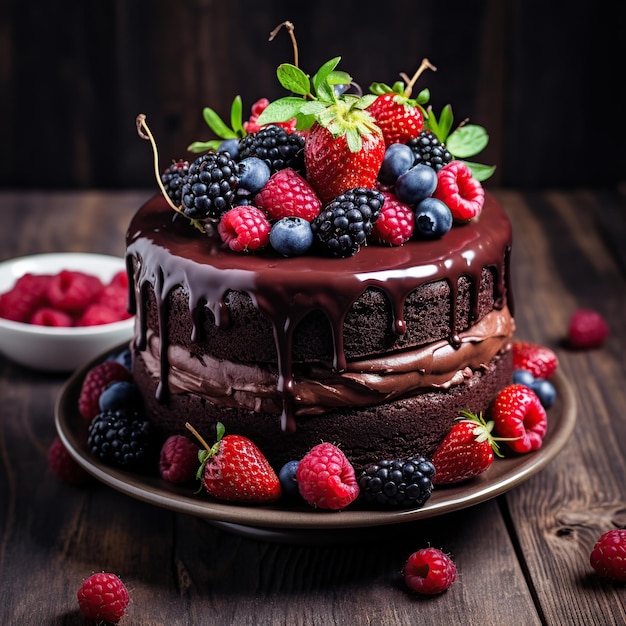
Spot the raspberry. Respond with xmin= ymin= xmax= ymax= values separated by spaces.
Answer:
xmin=29 ymin=307 xmax=74 ymax=327
xmin=77 ymin=572 xmax=130 ymax=623
xmin=0 ymin=273 xmax=53 ymax=322
xmin=46 ymin=270 xmax=104 ymax=313
xmin=567 ymin=309 xmax=609 ymax=349
xmin=590 ymin=529 xmax=626 ymax=582
xmin=404 ymin=547 xmax=457 ymax=595
xmin=218 ymin=205 xmax=271 ymax=252
xmin=433 ymin=160 xmax=485 ymax=222
xmin=47 ymin=437 xmax=91 ymax=486
xmin=244 ymin=98 xmax=297 ymax=134
xmin=371 ymin=192 xmax=415 ymax=245
xmin=159 ymin=435 xmax=200 ymax=483
xmin=254 ymin=168 xmax=322 ymax=222
xmin=75 ymin=303 xmax=126 ymax=326
xmin=295 ymin=442 xmax=360 ymax=510
xmin=512 ymin=341 xmax=559 ymax=379
xmin=78 ymin=361 xmax=132 ymax=421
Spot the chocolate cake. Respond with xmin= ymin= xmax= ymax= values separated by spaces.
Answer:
xmin=126 ymin=191 xmax=514 ymax=472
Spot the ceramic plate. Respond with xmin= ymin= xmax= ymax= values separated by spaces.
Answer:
xmin=56 ymin=347 xmax=576 ymax=535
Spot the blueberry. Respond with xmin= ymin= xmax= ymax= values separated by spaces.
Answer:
xmin=218 ymin=138 xmax=240 ymax=160
xmin=98 ymin=381 xmax=141 ymax=412
xmin=378 ymin=143 xmax=415 ymax=185
xmin=112 ymin=347 xmax=132 ymax=371
xmin=414 ymin=197 xmax=453 ymax=239
xmin=278 ymin=460 xmax=300 ymax=498
xmin=513 ymin=369 xmax=535 ymax=386
xmin=270 ymin=217 xmax=314 ymax=257
xmin=237 ymin=157 xmax=271 ymax=195
xmin=395 ymin=164 xmax=438 ymax=205
xmin=531 ymin=378 xmax=557 ymax=409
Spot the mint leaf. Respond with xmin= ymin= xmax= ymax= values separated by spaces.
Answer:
xmin=437 ymin=105 xmax=454 ymax=142
xmin=300 ymin=100 xmax=329 ymax=116
xmin=202 ymin=107 xmax=238 ymax=139
xmin=327 ymin=70 xmax=352 ymax=86
xmin=256 ymin=97 xmax=304 ymax=125
xmin=276 ymin=63 xmax=311 ymax=96
xmin=369 ymin=82 xmax=394 ymax=95
xmin=230 ymin=96 xmax=244 ymax=136
xmin=463 ymin=161 xmax=495 ymax=181
xmin=187 ymin=140 xmax=221 ymax=153
xmin=312 ymin=57 xmax=341 ymax=93
xmin=447 ymin=125 xmax=489 ymax=158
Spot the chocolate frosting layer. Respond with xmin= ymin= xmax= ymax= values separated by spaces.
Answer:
xmin=126 ymin=192 xmax=513 ymax=432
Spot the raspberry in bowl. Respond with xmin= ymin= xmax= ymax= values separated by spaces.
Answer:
xmin=0 ymin=253 xmax=134 ymax=372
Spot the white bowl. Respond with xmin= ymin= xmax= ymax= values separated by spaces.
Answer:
xmin=0 ymin=253 xmax=134 ymax=372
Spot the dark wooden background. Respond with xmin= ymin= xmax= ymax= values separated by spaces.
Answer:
xmin=1 ymin=0 xmax=624 ymax=190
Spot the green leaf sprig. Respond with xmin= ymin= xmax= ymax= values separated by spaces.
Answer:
xmin=187 ymin=96 xmax=246 ymax=154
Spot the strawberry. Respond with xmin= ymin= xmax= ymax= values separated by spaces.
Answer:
xmin=367 ymin=93 xmax=424 ymax=147
xmin=489 ymin=384 xmax=548 ymax=454
xmin=305 ymin=120 xmax=385 ymax=203
xmin=431 ymin=410 xmax=504 ymax=485
xmin=254 ymin=168 xmax=321 ymax=222
xmin=512 ymin=341 xmax=559 ymax=379
xmin=187 ymin=422 xmax=281 ymax=503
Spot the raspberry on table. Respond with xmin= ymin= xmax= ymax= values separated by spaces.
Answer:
xmin=47 ymin=437 xmax=91 ymax=486
xmin=567 ymin=309 xmax=609 ymax=349
xmin=159 ymin=435 xmax=200 ymax=483
xmin=78 ymin=361 xmax=133 ymax=421
xmin=77 ymin=572 xmax=130 ymax=623
xmin=296 ymin=442 xmax=360 ymax=510
xmin=404 ymin=547 xmax=457 ymax=595
xmin=590 ymin=529 xmax=626 ymax=582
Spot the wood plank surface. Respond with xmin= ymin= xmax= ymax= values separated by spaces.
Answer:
xmin=0 ymin=189 xmax=624 ymax=625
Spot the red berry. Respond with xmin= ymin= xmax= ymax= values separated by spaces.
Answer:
xmin=46 ymin=270 xmax=103 ymax=313
xmin=567 ymin=309 xmax=609 ymax=349
xmin=490 ymin=384 xmax=548 ymax=453
xmin=433 ymin=160 xmax=485 ymax=221
xmin=371 ymin=192 xmax=415 ymax=245
xmin=192 ymin=422 xmax=281 ymax=503
xmin=159 ymin=435 xmax=199 ymax=483
xmin=78 ymin=361 xmax=132 ymax=421
xmin=512 ymin=341 xmax=559 ymax=379
xmin=218 ymin=205 xmax=271 ymax=252
xmin=254 ymin=168 xmax=322 ymax=222
xmin=296 ymin=442 xmax=360 ymax=510
xmin=367 ymin=93 xmax=424 ymax=147
xmin=75 ymin=303 xmax=126 ymax=326
xmin=0 ymin=273 xmax=53 ymax=322
xmin=404 ymin=547 xmax=457 ymax=595
xmin=244 ymin=97 xmax=297 ymax=134
xmin=29 ymin=307 xmax=74 ymax=327
xmin=77 ymin=572 xmax=130 ymax=623
xmin=47 ymin=437 xmax=91 ymax=485
xmin=590 ymin=529 xmax=626 ymax=582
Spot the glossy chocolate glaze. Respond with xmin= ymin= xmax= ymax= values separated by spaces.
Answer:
xmin=126 ymin=192 xmax=512 ymax=433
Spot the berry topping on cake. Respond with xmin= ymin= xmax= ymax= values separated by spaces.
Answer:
xmin=407 ymin=130 xmax=453 ymax=171
xmin=431 ymin=410 xmax=504 ymax=485
xmin=371 ymin=192 xmax=415 ymax=246
xmin=236 ymin=156 xmax=271 ymax=197
xmin=490 ymin=384 xmax=548 ymax=453
xmin=269 ymin=216 xmax=314 ymax=257
xmin=78 ymin=360 xmax=132 ymax=421
xmin=512 ymin=341 xmax=559 ymax=379
xmin=590 ymin=529 xmax=626 ymax=582
xmin=188 ymin=422 xmax=281 ymax=504
xmin=378 ymin=143 xmax=416 ymax=186
xmin=414 ymin=197 xmax=453 ymax=239
xmin=253 ymin=167 xmax=321 ymax=222
xmin=296 ymin=442 xmax=360 ymax=510
xmin=77 ymin=572 xmax=130 ymax=624
xmin=159 ymin=435 xmax=200 ymax=484
xmin=218 ymin=205 xmax=271 ymax=252
xmin=88 ymin=409 xmax=154 ymax=471
xmin=404 ymin=548 xmax=457 ymax=595
xmin=161 ymin=159 xmax=190 ymax=206
xmin=311 ymin=187 xmax=384 ymax=257
xmin=180 ymin=152 xmax=240 ymax=221
xmin=358 ymin=456 xmax=435 ymax=508
xmin=567 ymin=309 xmax=609 ymax=349
xmin=238 ymin=125 xmax=306 ymax=175
xmin=395 ymin=163 xmax=438 ymax=205
xmin=433 ymin=160 xmax=485 ymax=221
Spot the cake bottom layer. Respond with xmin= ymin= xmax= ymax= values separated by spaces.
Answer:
xmin=132 ymin=348 xmax=513 ymax=473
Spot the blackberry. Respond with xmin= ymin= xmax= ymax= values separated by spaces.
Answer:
xmin=161 ymin=160 xmax=189 ymax=206
xmin=358 ymin=456 xmax=436 ymax=508
xmin=180 ymin=152 xmax=240 ymax=220
xmin=406 ymin=130 xmax=453 ymax=171
xmin=237 ymin=125 xmax=305 ymax=175
xmin=311 ymin=188 xmax=383 ymax=258
xmin=87 ymin=409 xmax=154 ymax=471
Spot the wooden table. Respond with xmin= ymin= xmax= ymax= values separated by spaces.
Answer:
xmin=1 ymin=189 xmax=624 ymax=625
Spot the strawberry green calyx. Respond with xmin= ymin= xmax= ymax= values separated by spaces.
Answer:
xmin=456 ymin=409 xmax=506 ymax=458
xmin=186 ymin=421 xmax=224 ymax=483
xmin=370 ymin=57 xmax=437 ymax=110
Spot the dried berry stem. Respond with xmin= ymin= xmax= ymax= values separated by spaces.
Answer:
xmin=400 ymin=58 xmax=438 ymax=98
xmin=269 ymin=21 xmax=298 ymax=68
xmin=185 ymin=422 xmax=213 ymax=452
